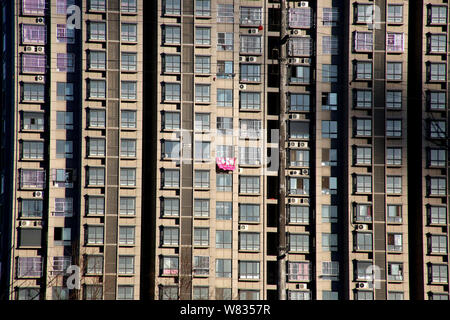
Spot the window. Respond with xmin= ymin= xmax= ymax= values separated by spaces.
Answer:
xmin=216 ymin=144 xmax=234 ymax=159
xmin=22 ymin=54 xmax=45 ymax=73
xmin=121 ymin=0 xmax=137 ymax=13
xmin=216 ymin=230 xmax=232 ymax=249
xmin=88 ymin=138 xmax=105 ymax=157
xmin=288 ymin=205 xmax=309 ymax=224
xmin=429 ymin=63 xmax=446 ymax=81
xmin=387 ymin=176 xmax=402 ymax=194
xmin=90 ymin=0 xmax=106 ymax=11
xmin=22 ymin=0 xmax=46 ymax=15
xmin=217 ymin=32 xmax=233 ymax=51
xmin=387 ymin=147 xmax=402 ymax=166
xmin=288 ymin=261 xmax=310 ymax=281
xmin=57 ymin=82 xmax=74 ymax=101
xmin=84 ymin=285 xmax=103 ymax=300
xmin=56 ymin=111 xmax=73 ymax=129
xmin=239 ymin=204 xmax=260 ymax=223
xmin=121 ymin=81 xmax=137 ymax=100
xmin=86 ymin=226 xmax=104 ymax=244
xmin=161 ymin=198 xmax=179 ymax=217
xmin=239 ymin=176 xmax=260 ymax=194
xmin=355 ymin=261 xmax=372 ymax=280
xmin=355 ymin=119 xmax=371 ymax=136
xmin=322 ymin=177 xmax=337 ymax=195
xmin=386 ymin=120 xmax=402 ymax=137
xmin=386 ymin=91 xmax=402 ymax=109
xmin=163 ymin=83 xmax=181 ymax=101
xmin=431 ymin=293 xmax=449 ymax=300
xmin=240 ymin=147 xmax=261 ymax=166
xmin=163 ymin=0 xmax=181 ymax=15
xmin=22 ymin=83 xmax=45 ymax=102
xmin=289 ymin=234 xmax=309 ymax=252
xmin=240 ymin=119 xmax=261 ymax=139
xmin=122 ymin=52 xmax=137 ymax=71
xmin=430 ymin=120 xmax=446 ymax=139
xmin=19 ymin=228 xmax=42 ymax=247
xmin=194 ymin=227 xmax=209 ymax=246
xmin=354 ymin=90 xmax=372 ymax=109
xmin=217 ymin=117 xmax=233 ymax=136
xmin=194 ymin=170 xmax=210 ymax=188
xmin=355 ymin=4 xmax=373 ymax=23
xmin=216 ymin=288 xmax=232 ymax=300
xmin=429 ymin=177 xmax=446 ymax=196
xmin=193 ymin=256 xmax=209 ymax=276
xmin=386 ymin=4 xmax=403 ymax=23
xmin=118 ymin=256 xmax=134 ymax=275
xmin=163 ymin=169 xmax=179 ymax=188
xmin=56 ymin=140 xmax=73 ymax=158
xmin=120 ymin=197 xmax=136 ymax=216
xmin=288 ymin=8 xmax=312 ymax=28
xmin=89 ymin=80 xmax=106 ymax=99
xmin=21 ymin=141 xmax=44 ymax=160
xmin=119 ymin=226 xmax=135 ymax=245
xmin=429 ymin=264 xmax=448 ymax=283
xmin=354 ymin=32 xmax=373 ymax=52
xmin=195 ymin=27 xmax=211 ymax=45
xmin=195 ymin=55 xmax=210 ymax=74
xmin=429 ymin=206 xmax=447 ymax=225
xmin=163 ymin=25 xmax=181 ymax=44
xmin=239 ymin=232 xmax=260 ymax=251
xmin=387 ymin=62 xmax=402 ymax=80
xmin=87 ymin=196 xmax=104 ymax=215
xmin=354 ymin=61 xmax=372 ymax=80
xmin=88 ymin=51 xmax=106 ymax=70
xmin=322 ymin=36 xmax=339 ymax=55
xmin=387 ymin=263 xmax=403 ymax=281
xmin=355 ymin=146 xmax=371 ymax=165
xmin=17 ymin=257 xmax=42 ymax=278
xmin=322 ymin=64 xmax=338 ymax=82
xmin=429 ymin=149 xmax=446 ymax=167
xmin=355 ymin=233 xmax=372 ymax=251
xmin=20 ymin=169 xmax=45 ymax=189
xmin=355 ymin=175 xmax=371 ymax=193
xmin=240 ymin=35 xmax=263 ymax=54
xmin=216 ymin=259 xmax=232 ymax=278
xmin=217 ymin=89 xmax=233 ymax=107
xmin=354 ymin=204 xmax=372 ymax=222
xmin=289 ymin=93 xmax=310 ymax=112
xmin=163 ymin=112 xmax=180 ymax=130
xmin=54 ymin=198 xmax=73 ymax=217
xmin=239 ymin=290 xmax=260 ymax=300
xmin=52 ymin=256 xmax=71 ymax=275
xmin=89 ymin=22 xmax=106 ymax=41
xmin=387 ymin=33 xmax=404 ymax=52
xmin=322 ymin=205 xmax=338 ymax=223
xmin=121 ymin=139 xmax=136 ymax=158
xmin=21 ymin=199 xmax=43 ymax=218
xmin=289 ymin=121 xmax=309 ymax=139
xmin=194 ymin=199 xmax=209 ymax=218
xmin=239 ymin=261 xmax=260 ymax=280
xmin=217 ymin=173 xmax=232 ymax=192
xmin=356 ymin=291 xmax=373 ymax=300
xmin=322 ymin=261 xmax=339 ymax=279
xmin=288 ymin=177 xmax=310 ymax=195
xmin=22 ymin=24 xmax=46 ymax=44
xmin=240 ymin=6 xmax=263 ymax=26
xmin=216 ymin=202 xmax=232 ymax=220
xmin=56 ymin=0 xmax=74 ymax=14
xmin=290 ymin=65 xmax=310 ymax=83
xmin=89 ymin=109 xmax=106 ymax=128
xmin=429 ymin=34 xmax=447 ymax=53
xmin=159 ymin=286 xmax=178 ymax=300
xmin=430 ymin=235 xmax=447 ymax=254
xmin=195 ymin=0 xmax=211 ymax=16
xmin=193 ymin=286 xmax=209 ymax=300
xmin=121 ymin=23 xmax=137 ymax=42
xmin=54 ymin=227 xmax=71 ymax=246
xmin=217 ymin=60 xmax=233 ymax=79
xmin=23 ymin=112 xmax=44 ymax=131
xmin=428 ymin=91 xmax=446 ymax=110
xmin=321 ymin=121 xmax=338 ymax=138
xmin=161 ymin=227 xmax=179 ymax=246
xmin=323 ymin=291 xmax=339 ymax=300
xmin=322 ymin=148 xmax=337 ymax=166
xmin=217 ymin=4 xmax=233 ymax=23
xmin=388 ymin=292 xmax=404 ymax=300
xmin=240 ymin=64 xmax=261 ymax=82
xmin=118 ymin=286 xmax=134 ymax=300
xmin=52 ymin=169 xmax=74 ymax=188
xmin=194 ymin=141 xmax=210 ymax=161
xmin=323 ymin=7 xmax=339 ymax=26
xmin=429 ymin=6 xmax=448 ymax=24
xmin=387 ymin=233 xmax=403 ymax=252
xmin=290 ymin=149 xmax=309 ymax=167
xmin=87 ymin=167 xmax=105 ymax=186
xmin=387 ymin=205 xmax=402 ymax=223
xmin=56 ymin=24 xmax=75 ymax=43
xmin=322 ymin=233 xmax=338 ymax=252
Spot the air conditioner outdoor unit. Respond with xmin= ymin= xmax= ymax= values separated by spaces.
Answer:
xmin=291 ymin=30 xmax=299 ymax=35
xmin=24 ymin=46 xmax=35 ymax=52
xmin=301 ymin=58 xmax=311 ymax=64
xmin=297 ymin=283 xmax=308 ymax=290
xmin=239 ymin=56 xmax=246 ymax=62
xmin=300 ymin=198 xmax=309 ymax=204
xmin=247 ymin=56 xmax=257 ymax=62
xmin=289 ymin=114 xmax=300 ymax=120
xmin=35 ymin=46 xmax=44 ymax=53
xmin=300 ymin=1 xmax=309 ymax=7
xmin=288 ymin=198 xmax=300 ymax=204
xmin=239 ymin=84 xmax=247 ymax=90
xmin=239 ymin=224 xmax=249 ymax=231
xmin=35 ymin=75 xmax=44 ymax=82
xmin=36 ymin=17 xmax=45 ymax=24
xmin=33 ymin=221 xmax=43 ymax=227
xmin=301 ymin=169 xmax=309 ymax=175
xmin=299 ymin=141 xmax=309 ymax=149
xmin=19 ymin=220 xmax=32 ymax=227
xmin=249 ymin=28 xmax=258 ymax=34
xmin=356 ymin=224 xmax=368 ymax=231
xmin=357 ymin=282 xmax=369 ymax=289
xmin=33 ymin=191 xmax=43 ymax=198
xmin=289 ymin=170 xmax=301 ymax=175
xmin=289 ymin=142 xmax=300 ymax=148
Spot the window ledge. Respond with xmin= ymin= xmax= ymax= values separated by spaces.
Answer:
xmin=193 ymin=216 xmax=210 ymax=220
xmin=238 ymin=278 xmax=260 ymax=282
xmin=239 ymin=108 xmax=261 ymax=112
xmin=118 ymin=244 xmax=135 ymax=247
xmin=121 ymin=41 xmax=138 ymax=45
xmin=239 ymin=193 xmax=261 ymax=196
xmin=193 ymin=187 xmax=210 ymax=191
xmin=118 ymin=274 xmax=135 ymax=277
xmin=193 ymin=245 xmax=210 ymax=249
xmin=239 ymin=164 xmax=262 ymax=168
xmin=195 ymin=73 xmax=212 ymax=77
xmin=120 ymin=157 xmax=137 ymax=160
xmin=239 ymin=250 xmax=260 ymax=253
xmin=20 ymin=158 xmax=44 ymax=162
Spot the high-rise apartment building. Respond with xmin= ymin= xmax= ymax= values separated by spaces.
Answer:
xmin=0 ymin=0 xmax=143 ymax=300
